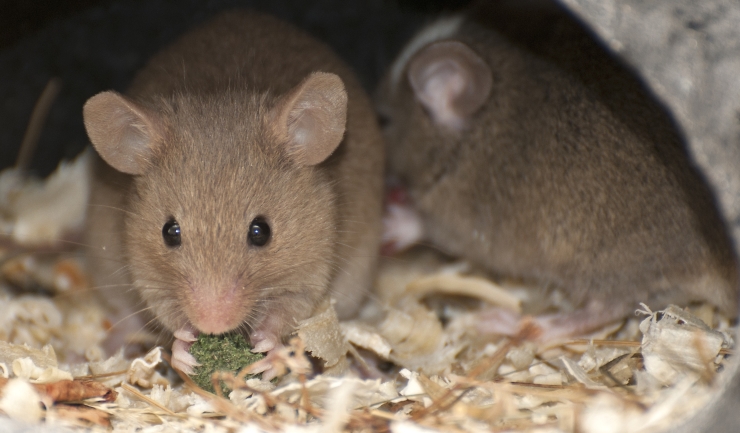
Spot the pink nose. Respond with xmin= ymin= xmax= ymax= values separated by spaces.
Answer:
xmin=188 ymin=286 xmax=243 ymax=334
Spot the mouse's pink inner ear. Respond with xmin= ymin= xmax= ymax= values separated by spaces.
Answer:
xmin=83 ymin=91 xmax=162 ymax=175
xmin=270 ymin=72 xmax=348 ymax=166
xmin=408 ymin=41 xmax=492 ymax=131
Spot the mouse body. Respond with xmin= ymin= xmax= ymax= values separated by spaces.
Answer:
xmin=376 ymin=9 xmax=737 ymax=338
xmin=83 ymin=10 xmax=384 ymax=374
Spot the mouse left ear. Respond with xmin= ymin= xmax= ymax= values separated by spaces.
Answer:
xmin=270 ymin=72 xmax=348 ymax=166
xmin=408 ymin=41 xmax=492 ymax=131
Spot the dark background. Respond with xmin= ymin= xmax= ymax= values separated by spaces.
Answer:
xmin=0 ymin=0 xmax=473 ymax=177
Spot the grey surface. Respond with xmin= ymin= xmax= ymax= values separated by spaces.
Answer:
xmin=558 ymin=0 xmax=740 ymax=431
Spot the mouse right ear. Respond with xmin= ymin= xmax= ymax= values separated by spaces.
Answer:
xmin=408 ymin=41 xmax=492 ymax=131
xmin=83 ymin=91 xmax=163 ymax=175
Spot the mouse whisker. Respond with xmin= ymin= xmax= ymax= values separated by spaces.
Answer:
xmin=86 ymin=203 xmax=142 ymax=218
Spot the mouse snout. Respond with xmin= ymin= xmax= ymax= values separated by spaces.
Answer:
xmin=187 ymin=285 xmax=246 ymax=335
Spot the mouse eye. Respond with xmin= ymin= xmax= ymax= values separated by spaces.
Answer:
xmin=162 ymin=219 xmax=181 ymax=247
xmin=248 ymin=217 xmax=271 ymax=247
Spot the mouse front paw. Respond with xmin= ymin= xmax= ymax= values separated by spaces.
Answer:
xmin=247 ymin=338 xmax=312 ymax=381
xmin=171 ymin=327 xmax=201 ymax=374
xmin=248 ymin=325 xmax=283 ymax=380
xmin=249 ymin=329 xmax=280 ymax=353
xmin=248 ymin=346 xmax=285 ymax=381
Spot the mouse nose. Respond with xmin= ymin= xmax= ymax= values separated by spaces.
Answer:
xmin=188 ymin=285 xmax=244 ymax=334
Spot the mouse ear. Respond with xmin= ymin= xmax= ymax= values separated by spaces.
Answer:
xmin=408 ymin=41 xmax=492 ymax=131
xmin=270 ymin=72 xmax=348 ymax=166
xmin=83 ymin=91 xmax=163 ymax=175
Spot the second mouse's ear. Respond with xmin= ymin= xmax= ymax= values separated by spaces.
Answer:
xmin=83 ymin=91 xmax=163 ymax=175
xmin=270 ymin=72 xmax=348 ymax=166
xmin=408 ymin=41 xmax=492 ymax=131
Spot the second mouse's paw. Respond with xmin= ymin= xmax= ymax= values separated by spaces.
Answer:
xmin=476 ymin=301 xmax=627 ymax=343
xmin=171 ymin=327 xmax=201 ymax=375
xmin=382 ymin=186 xmax=423 ymax=255
xmin=476 ymin=307 xmax=524 ymax=336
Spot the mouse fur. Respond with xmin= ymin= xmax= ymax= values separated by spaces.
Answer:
xmin=376 ymin=7 xmax=738 ymax=334
xmin=83 ymin=10 xmax=384 ymax=372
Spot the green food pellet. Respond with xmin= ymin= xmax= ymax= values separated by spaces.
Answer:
xmin=189 ymin=333 xmax=265 ymax=394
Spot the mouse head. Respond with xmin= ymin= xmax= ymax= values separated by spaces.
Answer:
xmin=83 ymin=72 xmax=348 ymax=336
xmin=376 ymin=39 xmax=492 ymax=189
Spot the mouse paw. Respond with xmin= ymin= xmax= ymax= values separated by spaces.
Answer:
xmin=382 ymin=201 xmax=423 ymax=255
xmin=477 ymin=301 xmax=627 ymax=343
xmin=247 ymin=338 xmax=313 ymax=381
xmin=250 ymin=329 xmax=280 ymax=353
xmin=248 ymin=346 xmax=285 ymax=381
xmin=171 ymin=327 xmax=200 ymax=375
xmin=249 ymin=316 xmax=283 ymax=378
xmin=382 ymin=183 xmax=423 ymax=255
xmin=526 ymin=304 xmax=625 ymax=342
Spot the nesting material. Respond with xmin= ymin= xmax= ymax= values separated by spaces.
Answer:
xmin=0 ymin=158 xmax=734 ymax=432
xmin=297 ymin=299 xmax=350 ymax=375
xmin=127 ymin=347 xmax=169 ymax=389
xmin=0 ymin=340 xmax=57 ymax=370
xmin=0 ymin=150 xmax=90 ymax=247
xmin=0 ymin=378 xmax=44 ymax=424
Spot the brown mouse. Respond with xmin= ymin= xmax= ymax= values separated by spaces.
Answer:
xmin=376 ymin=7 xmax=738 ymax=339
xmin=82 ymin=10 xmax=384 ymax=375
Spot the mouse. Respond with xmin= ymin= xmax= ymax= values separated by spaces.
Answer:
xmin=82 ymin=10 xmax=384 ymax=376
xmin=375 ymin=4 xmax=738 ymax=340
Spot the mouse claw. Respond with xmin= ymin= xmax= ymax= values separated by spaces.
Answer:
xmin=171 ymin=327 xmax=201 ymax=375
xmin=247 ymin=359 xmax=271 ymax=374
xmin=246 ymin=358 xmax=281 ymax=381
xmin=172 ymin=340 xmax=201 ymax=375
xmin=174 ymin=328 xmax=198 ymax=342
xmin=245 ymin=346 xmax=287 ymax=381
xmin=259 ymin=365 xmax=282 ymax=382
xmin=250 ymin=331 xmax=278 ymax=353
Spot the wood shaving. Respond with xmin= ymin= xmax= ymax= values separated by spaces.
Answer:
xmin=0 ymin=340 xmax=56 ymax=368
xmin=0 ymin=375 xmax=116 ymax=403
xmin=12 ymin=357 xmax=73 ymax=383
xmin=297 ymin=299 xmax=350 ymax=374
xmin=0 ymin=157 xmax=735 ymax=432
xmin=51 ymin=404 xmax=112 ymax=428
xmin=126 ymin=347 xmax=170 ymax=389
xmin=407 ymin=272 xmax=521 ymax=313
xmin=0 ymin=150 xmax=90 ymax=247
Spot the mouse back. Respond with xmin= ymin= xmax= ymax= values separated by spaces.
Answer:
xmin=377 ymin=10 xmax=738 ymax=317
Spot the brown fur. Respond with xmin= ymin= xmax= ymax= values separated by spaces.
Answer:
xmin=377 ymin=11 xmax=738 ymax=319
xmin=85 ymin=10 xmax=383 ymax=343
